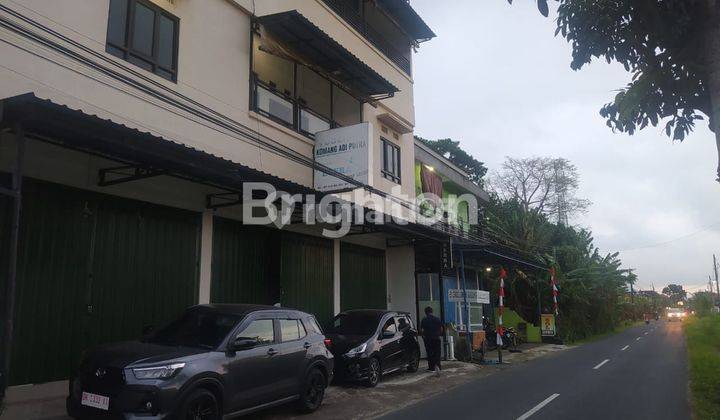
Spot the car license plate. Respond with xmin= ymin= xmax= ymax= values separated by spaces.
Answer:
xmin=81 ymin=391 xmax=110 ymax=411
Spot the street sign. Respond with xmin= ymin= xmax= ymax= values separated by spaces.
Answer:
xmin=541 ymin=314 xmax=556 ymax=336
xmin=448 ymin=289 xmax=490 ymax=304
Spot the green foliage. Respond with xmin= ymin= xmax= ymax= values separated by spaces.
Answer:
xmin=685 ymin=315 xmax=720 ymax=419
xmin=484 ymin=192 xmax=643 ymax=342
xmin=662 ymin=283 xmax=688 ymax=304
xmin=415 ymin=136 xmax=488 ymax=185
xmin=554 ymin=0 xmax=709 ymax=141
xmin=689 ymin=292 xmax=716 ymax=318
xmin=513 ymin=0 xmax=720 ymax=182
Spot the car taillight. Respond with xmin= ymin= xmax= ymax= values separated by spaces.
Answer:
xmin=323 ymin=339 xmax=332 ymax=348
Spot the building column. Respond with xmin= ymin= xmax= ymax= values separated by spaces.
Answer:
xmin=198 ymin=210 xmax=214 ymax=304
xmin=333 ymin=239 xmax=341 ymax=314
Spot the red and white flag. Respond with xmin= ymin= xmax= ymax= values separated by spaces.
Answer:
xmin=497 ymin=267 xmax=507 ymax=346
xmin=550 ymin=267 xmax=559 ymax=316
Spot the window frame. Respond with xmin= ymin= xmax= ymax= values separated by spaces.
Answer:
xmin=278 ymin=318 xmax=307 ymax=343
xmin=381 ymin=138 xmax=401 ymax=184
xmin=235 ymin=318 xmax=276 ymax=346
xmin=250 ymin=31 xmax=363 ymax=140
xmin=381 ymin=316 xmax=397 ymax=336
xmin=106 ymin=0 xmax=180 ymax=82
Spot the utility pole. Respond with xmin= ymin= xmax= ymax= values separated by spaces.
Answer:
xmin=714 ymin=254 xmax=719 ymax=299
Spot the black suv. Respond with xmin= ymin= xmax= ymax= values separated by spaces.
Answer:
xmin=324 ymin=310 xmax=420 ymax=387
xmin=66 ymin=304 xmax=333 ymax=419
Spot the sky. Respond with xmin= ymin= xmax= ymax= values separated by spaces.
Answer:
xmin=411 ymin=0 xmax=720 ymax=294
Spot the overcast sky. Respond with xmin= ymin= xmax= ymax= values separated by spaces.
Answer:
xmin=411 ymin=0 xmax=720 ymax=294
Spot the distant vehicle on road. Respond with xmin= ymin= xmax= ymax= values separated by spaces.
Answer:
xmin=666 ymin=308 xmax=687 ymax=321
xmin=324 ymin=310 xmax=420 ymax=387
xmin=67 ymin=304 xmax=333 ymax=420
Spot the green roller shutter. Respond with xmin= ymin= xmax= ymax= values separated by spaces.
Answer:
xmin=211 ymin=218 xmax=278 ymax=305
xmin=9 ymin=179 xmax=199 ymax=385
xmin=0 ymin=185 xmax=11 ymax=374
xmin=340 ymin=243 xmax=387 ymax=311
xmin=279 ymin=232 xmax=333 ymax=326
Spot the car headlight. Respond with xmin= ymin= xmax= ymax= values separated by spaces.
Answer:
xmin=345 ymin=342 xmax=368 ymax=357
xmin=132 ymin=363 xmax=185 ymax=380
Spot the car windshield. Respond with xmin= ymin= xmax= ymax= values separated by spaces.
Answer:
xmin=327 ymin=312 xmax=383 ymax=336
xmin=146 ymin=309 xmax=241 ymax=349
xmin=668 ymin=308 xmax=683 ymax=314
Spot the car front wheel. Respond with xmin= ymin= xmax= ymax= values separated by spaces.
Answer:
xmin=407 ymin=348 xmax=420 ymax=373
xmin=365 ymin=357 xmax=381 ymax=387
xmin=180 ymin=389 xmax=220 ymax=420
xmin=297 ymin=368 xmax=327 ymax=413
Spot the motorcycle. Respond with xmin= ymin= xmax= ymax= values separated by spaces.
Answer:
xmin=483 ymin=317 xmax=521 ymax=351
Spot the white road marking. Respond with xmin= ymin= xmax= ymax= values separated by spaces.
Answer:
xmin=644 ymin=332 xmax=648 ymax=335
xmin=621 ymin=345 xmax=630 ymax=351
xmin=636 ymin=337 xmax=642 ymax=341
xmin=593 ymin=359 xmax=610 ymax=370
xmin=517 ymin=393 xmax=561 ymax=420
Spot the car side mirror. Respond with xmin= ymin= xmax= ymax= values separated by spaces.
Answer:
xmin=381 ymin=330 xmax=395 ymax=339
xmin=142 ymin=325 xmax=155 ymax=336
xmin=230 ymin=337 xmax=257 ymax=351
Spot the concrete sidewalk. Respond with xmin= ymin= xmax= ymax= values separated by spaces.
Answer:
xmin=0 ymin=343 xmax=570 ymax=420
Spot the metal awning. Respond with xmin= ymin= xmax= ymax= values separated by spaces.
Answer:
xmin=0 ymin=93 xmax=482 ymax=246
xmin=0 ymin=93 xmax=318 ymax=196
xmin=377 ymin=0 xmax=436 ymax=42
xmin=256 ymin=11 xmax=398 ymax=98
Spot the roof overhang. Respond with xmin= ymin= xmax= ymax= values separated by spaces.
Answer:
xmin=0 ymin=93 xmax=483 ymax=246
xmin=414 ymin=140 xmax=490 ymax=204
xmin=376 ymin=0 xmax=436 ymax=42
xmin=256 ymin=10 xmax=398 ymax=99
xmin=377 ymin=112 xmax=413 ymax=134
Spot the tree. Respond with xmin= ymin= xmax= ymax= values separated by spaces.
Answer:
xmin=512 ymin=0 xmax=720 ymax=183
xmin=688 ymin=291 xmax=715 ymax=317
xmin=415 ymin=136 xmax=488 ymax=185
xmin=488 ymin=157 xmax=591 ymax=225
xmin=662 ymin=284 xmax=688 ymax=304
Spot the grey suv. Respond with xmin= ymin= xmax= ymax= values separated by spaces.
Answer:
xmin=66 ymin=304 xmax=334 ymax=419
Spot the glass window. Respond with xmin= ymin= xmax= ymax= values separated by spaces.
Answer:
xmin=252 ymin=34 xmax=294 ymax=96
xmin=106 ymin=0 xmax=178 ymax=81
xmin=327 ymin=312 xmax=383 ymax=335
xmin=381 ymin=318 xmax=397 ymax=335
xmin=107 ymin=0 xmax=128 ymax=46
xmin=147 ymin=308 xmax=241 ymax=350
xmin=333 ymin=87 xmax=362 ymax=127
xmin=297 ymin=66 xmax=331 ymax=119
xmin=131 ymin=2 xmax=155 ymax=56
xmin=300 ymin=109 xmax=331 ymax=136
xmin=280 ymin=319 xmax=306 ymax=342
xmin=237 ymin=319 xmax=274 ymax=345
xmin=396 ymin=316 xmax=410 ymax=331
xmin=256 ymin=84 xmax=294 ymax=125
xmin=304 ymin=317 xmax=323 ymax=335
xmin=381 ymin=138 xmax=401 ymax=183
xmin=157 ymin=15 xmax=176 ymax=69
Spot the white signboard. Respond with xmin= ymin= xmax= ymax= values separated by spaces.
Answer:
xmin=314 ymin=122 xmax=372 ymax=192
xmin=448 ymin=289 xmax=490 ymax=304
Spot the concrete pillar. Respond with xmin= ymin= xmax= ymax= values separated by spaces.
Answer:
xmin=198 ymin=210 xmax=214 ymax=304
xmin=333 ymin=239 xmax=341 ymax=314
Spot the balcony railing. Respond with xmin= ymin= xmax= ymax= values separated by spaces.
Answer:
xmin=322 ymin=0 xmax=412 ymax=75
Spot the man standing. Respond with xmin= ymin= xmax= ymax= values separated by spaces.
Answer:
xmin=420 ymin=306 xmax=443 ymax=372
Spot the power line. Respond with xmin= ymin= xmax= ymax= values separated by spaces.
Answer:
xmin=617 ymin=221 xmax=720 ymax=252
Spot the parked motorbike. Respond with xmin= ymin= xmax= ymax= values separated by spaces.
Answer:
xmin=482 ymin=318 xmax=521 ymax=351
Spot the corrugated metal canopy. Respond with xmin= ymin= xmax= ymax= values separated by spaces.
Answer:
xmin=257 ymin=10 xmax=398 ymax=98
xmin=377 ymin=0 xmax=436 ymax=41
xmin=0 ymin=93 xmax=485 ymax=246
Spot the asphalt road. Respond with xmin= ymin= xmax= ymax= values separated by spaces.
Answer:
xmin=381 ymin=321 xmax=690 ymax=420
